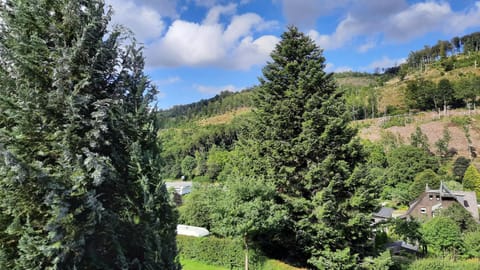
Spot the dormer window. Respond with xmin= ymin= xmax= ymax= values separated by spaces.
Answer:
xmin=429 ymin=195 xmax=433 ymax=200
xmin=420 ymin=208 xmax=427 ymax=214
xmin=464 ymin=201 xmax=469 ymax=207
xmin=436 ymin=195 xmax=440 ymax=201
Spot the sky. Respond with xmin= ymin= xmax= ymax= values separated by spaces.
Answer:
xmin=105 ymin=0 xmax=480 ymax=109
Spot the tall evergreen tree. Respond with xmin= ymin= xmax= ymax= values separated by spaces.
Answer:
xmin=0 ymin=1 xmax=179 ymax=269
xmin=238 ymin=26 xmax=377 ymax=268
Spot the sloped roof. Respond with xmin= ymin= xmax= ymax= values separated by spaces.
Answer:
xmin=405 ymin=182 xmax=479 ymax=221
xmin=373 ymin=207 xmax=394 ymax=219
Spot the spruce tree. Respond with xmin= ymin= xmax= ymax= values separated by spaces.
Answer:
xmin=241 ymin=26 xmax=377 ymax=268
xmin=0 ymin=1 xmax=179 ymax=269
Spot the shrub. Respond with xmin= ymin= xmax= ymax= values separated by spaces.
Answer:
xmin=381 ymin=115 xmax=413 ymax=128
xmin=464 ymin=231 xmax=480 ymax=258
xmin=177 ymin=235 xmax=265 ymax=270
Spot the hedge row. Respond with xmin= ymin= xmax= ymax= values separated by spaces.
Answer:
xmin=177 ymin=235 xmax=265 ymax=269
xmin=408 ymin=258 xmax=480 ymax=270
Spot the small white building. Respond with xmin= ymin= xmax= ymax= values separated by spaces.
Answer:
xmin=165 ymin=181 xmax=192 ymax=195
xmin=177 ymin=224 xmax=210 ymax=237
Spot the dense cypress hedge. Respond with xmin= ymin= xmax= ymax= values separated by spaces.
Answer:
xmin=177 ymin=235 xmax=265 ymax=269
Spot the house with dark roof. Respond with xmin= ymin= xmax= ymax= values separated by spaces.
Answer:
xmin=404 ymin=182 xmax=479 ymax=221
xmin=372 ymin=207 xmax=394 ymax=225
xmin=385 ymin=241 xmax=420 ymax=255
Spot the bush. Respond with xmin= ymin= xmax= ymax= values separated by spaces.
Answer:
xmin=451 ymin=116 xmax=471 ymax=127
xmin=177 ymin=235 xmax=265 ymax=270
xmin=381 ymin=115 xmax=413 ymax=128
xmin=464 ymin=231 xmax=480 ymax=258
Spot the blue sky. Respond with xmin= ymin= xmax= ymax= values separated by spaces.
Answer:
xmin=105 ymin=0 xmax=480 ymax=109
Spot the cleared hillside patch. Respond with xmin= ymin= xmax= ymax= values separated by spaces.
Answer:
xmin=358 ymin=109 xmax=480 ymax=158
xmin=197 ymin=107 xmax=252 ymax=126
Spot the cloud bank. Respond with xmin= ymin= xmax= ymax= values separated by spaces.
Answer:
xmin=281 ymin=0 xmax=480 ymax=52
xmin=108 ymin=0 xmax=279 ymax=70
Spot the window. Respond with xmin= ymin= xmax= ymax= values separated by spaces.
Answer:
xmin=420 ymin=208 xmax=427 ymax=214
xmin=429 ymin=195 xmax=433 ymax=200
xmin=436 ymin=195 xmax=440 ymax=201
xmin=464 ymin=201 xmax=469 ymax=207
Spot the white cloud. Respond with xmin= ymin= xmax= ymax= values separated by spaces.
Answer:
xmin=387 ymin=1 xmax=450 ymax=41
xmin=357 ymin=39 xmax=377 ymax=53
xmin=325 ymin=62 xmax=335 ymax=72
xmin=364 ymin=56 xmax=406 ymax=71
xmin=107 ymin=0 xmax=165 ymax=42
xmin=156 ymin=91 xmax=167 ymax=99
xmin=203 ymin=3 xmax=236 ymax=25
xmin=193 ymin=0 xmax=218 ymax=8
xmin=194 ymin=84 xmax=240 ymax=94
xmin=145 ymin=4 xmax=279 ymax=70
xmin=155 ymin=76 xmax=181 ymax=85
xmin=324 ymin=63 xmax=352 ymax=73
xmin=447 ymin=2 xmax=480 ymax=34
xmin=334 ymin=66 xmax=353 ymax=72
xmin=305 ymin=1 xmax=480 ymax=51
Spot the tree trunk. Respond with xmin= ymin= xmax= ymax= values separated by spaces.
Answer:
xmin=244 ymin=235 xmax=249 ymax=270
xmin=443 ymin=99 xmax=447 ymax=116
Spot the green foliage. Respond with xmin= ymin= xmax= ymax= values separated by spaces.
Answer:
xmin=205 ymin=146 xmax=230 ymax=180
xmin=408 ymin=169 xmax=440 ymax=201
xmin=407 ymin=258 xmax=480 ymax=270
xmin=464 ymin=231 xmax=480 ymax=258
xmin=410 ymin=127 xmax=430 ymax=153
xmin=434 ymin=128 xmax=451 ymax=159
xmin=361 ymin=250 xmax=394 ymax=270
xmin=157 ymin=90 xmax=254 ymax=128
xmin=386 ymin=145 xmax=439 ymax=186
xmin=343 ymin=85 xmax=379 ymax=120
xmin=381 ymin=115 xmax=413 ymax=128
xmin=421 ymin=217 xmax=463 ymax=255
xmin=177 ymin=235 xmax=264 ymax=270
xmin=463 ymin=164 xmax=480 ymax=196
xmin=212 ymin=176 xmax=287 ymax=239
xmin=445 ymin=180 xmax=464 ymax=191
xmin=439 ymin=203 xmax=478 ymax=233
xmin=405 ymin=79 xmax=436 ymax=110
xmin=181 ymin=156 xmax=197 ymax=179
xmin=178 ymin=184 xmax=222 ymax=230
xmin=379 ymin=131 xmax=404 ymax=152
xmin=437 ymin=79 xmax=455 ymax=112
xmin=158 ymin=119 xmax=242 ymax=180
xmin=231 ymin=26 xmax=378 ymax=267
xmin=453 ymin=156 xmax=471 ymax=180
xmin=363 ymin=141 xmax=387 ymax=167
xmin=454 ymin=74 xmax=480 ymax=109
xmin=0 ymin=0 xmax=179 ymax=268
xmin=308 ymin=248 xmax=359 ymax=270
xmin=181 ymin=259 xmax=228 ymax=270
xmin=212 ymin=176 xmax=288 ymax=270
xmin=389 ymin=219 xmax=426 ymax=254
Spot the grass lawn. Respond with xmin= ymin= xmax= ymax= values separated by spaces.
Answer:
xmin=180 ymin=259 xmax=228 ymax=270
xmin=180 ymin=258 xmax=304 ymax=270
